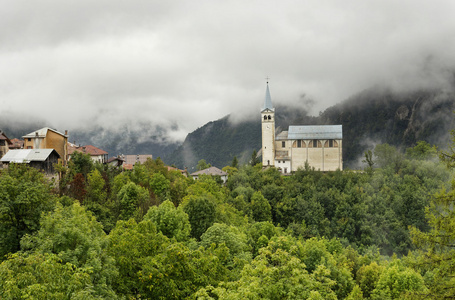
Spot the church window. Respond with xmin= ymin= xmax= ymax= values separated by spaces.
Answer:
xmin=268 ymin=115 xmax=271 ymax=120
xmin=267 ymin=160 xmax=270 ymax=165
xmin=282 ymin=141 xmax=285 ymax=148
xmin=329 ymin=140 xmax=333 ymax=147
xmin=264 ymin=115 xmax=267 ymax=120
xmin=313 ymin=140 xmax=318 ymax=148
xmin=297 ymin=140 xmax=302 ymax=148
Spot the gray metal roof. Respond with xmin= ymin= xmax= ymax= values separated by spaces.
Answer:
xmin=276 ymin=131 xmax=289 ymax=140
xmin=287 ymin=125 xmax=342 ymax=140
xmin=261 ymin=83 xmax=274 ymax=112
xmin=0 ymin=149 xmax=58 ymax=163
xmin=190 ymin=166 xmax=227 ymax=176
xmin=23 ymin=127 xmax=68 ymax=138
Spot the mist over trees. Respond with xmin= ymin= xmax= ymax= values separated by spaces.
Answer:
xmin=165 ymin=86 xmax=455 ymax=170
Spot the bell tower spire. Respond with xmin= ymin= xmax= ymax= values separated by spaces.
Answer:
xmin=262 ymin=79 xmax=274 ymax=112
xmin=261 ymin=80 xmax=275 ymax=167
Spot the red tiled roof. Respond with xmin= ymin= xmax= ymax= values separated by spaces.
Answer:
xmin=123 ymin=164 xmax=134 ymax=170
xmin=68 ymin=143 xmax=108 ymax=156
xmin=10 ymin=138 xmax=24 ymax=149
xmin=81 ymin=145 xmax=108 ymax=155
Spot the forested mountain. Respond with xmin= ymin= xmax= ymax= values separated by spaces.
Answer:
xmin=165 ymin=86 xmax=455 ymax=169
xmin=2 ymin=86 xmax=453 ymax=168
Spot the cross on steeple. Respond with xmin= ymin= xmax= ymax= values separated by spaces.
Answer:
xmin=265 ymin=76 xmax=270 ymax=84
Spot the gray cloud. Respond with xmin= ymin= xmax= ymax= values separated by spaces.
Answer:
xmin=1 ymin=0 xmax=455 ymax=142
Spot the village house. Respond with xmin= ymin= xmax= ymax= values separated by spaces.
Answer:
xmin=107 ymin=156 xmax=125 ymax=168
xmin=68 ymin=143 xmax=108 ymax=164
xmin=0 ymin=149 xmax=60 ymax=174
xmin=0 ymin=130 xmax=12 ymax=161
xmin=261 ymin=83 xmax=343 ymax=173
xmin=23 ymin=127 xmax=68 ymax=166
xmin=190 ymin=166 xmax=228 ymax=183
xmin=9 ymin=138 xmax=24 ymax=150
xmin=121 ymin=154 xmax=154 ymax=170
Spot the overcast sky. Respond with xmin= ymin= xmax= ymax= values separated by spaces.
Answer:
xmin=1 ymin=0 xmax=455 ymax=142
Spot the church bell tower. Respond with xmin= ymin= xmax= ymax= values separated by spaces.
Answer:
xmin=261 ymin=81 xmax=275 ymax=167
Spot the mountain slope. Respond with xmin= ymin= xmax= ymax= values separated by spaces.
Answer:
xmin=165 ymin=86 xmax=455 ymax=170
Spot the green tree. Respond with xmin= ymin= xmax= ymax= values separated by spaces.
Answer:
xmin=0 ymin=164 xmax=56 ymax=259
xmin=139 ymin=243 xmax=230 ymax=299
xmin=107 ymin=219 xmax=169 ymax=297
xmin=250 ymin=149 xmax=261 ymax=166
xmin=197 ymin=159 xmax=211 ymax=171
xmin=0 ymin=252 xmax=107 ymax=299
xmin=143 ymin=200 xmax=191 ymax=242
xmin=200 ymin=223 xmax=249 ymax=257
xmin=20 ymin=202 xmax=118 ymax=297
xmin=370 ymin=261 xmax=426 ymax=299
xmin=169 ymin=176 xmax=189 ymax=206
xmin=409 ymin=184 xmax=455 ymax=299
xmin=231 ymin=156 xmax=239 ymax=168
xmin=86 ymin=168 xmax=107 ymax=204
xmin=250 ymin=191 xmax=272 ymax=222
xmin=374 ymin=143 xmax=404 ymax=173
xmin=150 ymin=172 xmax=170 ymax=201
xmin=116 ymin=182 xmax=150 ymax=221
xmin=406 ymin=140 xmax=437 ymax=160
xmin=356 ymin=262 xmax=384 ymax=298
xmin=183 ymin=195 xmax=216 ymax=240
xmin=68 ymin=151 xmax=94 ymax=178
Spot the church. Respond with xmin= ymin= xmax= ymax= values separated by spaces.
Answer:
xmin=261 ymin=83 xmax=343 ymax=173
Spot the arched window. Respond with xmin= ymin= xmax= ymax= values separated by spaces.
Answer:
xmin=264 ymin=115 xmax=267 ymax=120
xmin=268 ymin=115 xmax=271 ymax=120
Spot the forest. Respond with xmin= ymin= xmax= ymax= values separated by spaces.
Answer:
xmin=1 ymin=136 xmax=455 ymax=299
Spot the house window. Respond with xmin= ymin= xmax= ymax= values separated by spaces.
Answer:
xmin=28 ymin=138 xmax=31 ymax=142
xmin=267 ymin=160 xmax=270 ymax=165
xmin=313 ymin=140 xmax=318 ymax=148
xmin=284 ymin=167 xmax=288 ymax=173
xmin=282 ymin=141 xmax=285 ymax=148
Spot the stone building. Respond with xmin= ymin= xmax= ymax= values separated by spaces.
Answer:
xmin=261 ymin=83 xmax=342 ymax=173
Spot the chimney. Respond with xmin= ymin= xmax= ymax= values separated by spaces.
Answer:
xmin=65 ymin=130 xmax=68 ymax=136
xmin=33 ymin=132 xmax=41 ymax=149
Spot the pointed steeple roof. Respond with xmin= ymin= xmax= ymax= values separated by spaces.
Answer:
xmin=262 ymin=82 xmax=274 ymax=112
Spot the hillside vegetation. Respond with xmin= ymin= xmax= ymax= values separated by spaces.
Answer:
xmin=1 ymin=136 xmax=455 ymax=299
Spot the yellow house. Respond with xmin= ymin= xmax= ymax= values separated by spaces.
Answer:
xmin=23 ymin=127 xmax=68 ymax=165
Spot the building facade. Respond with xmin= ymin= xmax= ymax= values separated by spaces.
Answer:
xmin=23 ymin=127 xmax=68 ymax=166
xmin=0 ymin=130 xmax=12 ymax=160
xmin=261 ymin=83 xmax=343 ymax=173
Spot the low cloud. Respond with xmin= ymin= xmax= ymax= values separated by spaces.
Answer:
xmin=1 ymin=0 xmax=455 ymax=142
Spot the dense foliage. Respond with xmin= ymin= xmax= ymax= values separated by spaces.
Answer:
xmin=1 ymin=140 xmax=455 ymax=299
